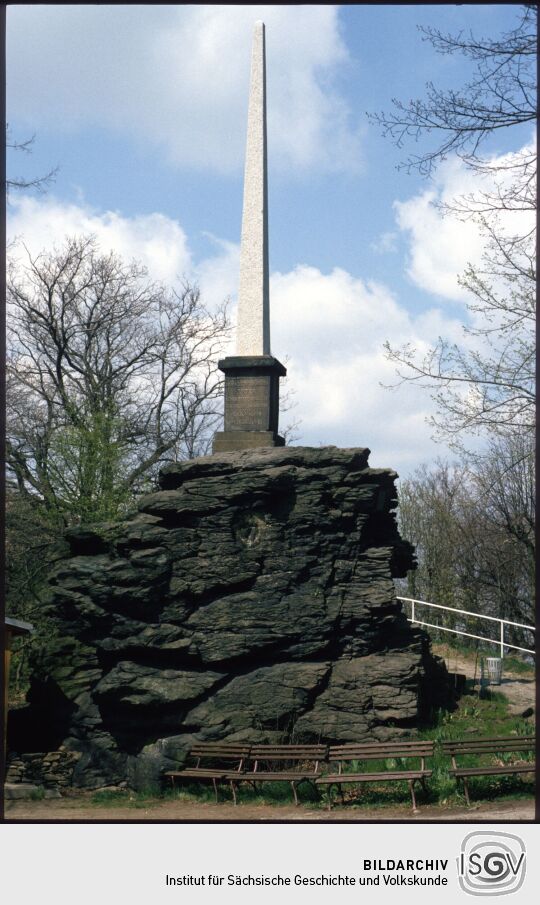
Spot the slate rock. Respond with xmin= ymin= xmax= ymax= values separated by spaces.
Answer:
xmin=10 ymin=446 xmax=454 ymax=789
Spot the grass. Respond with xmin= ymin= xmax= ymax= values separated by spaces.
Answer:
xmin=421 ymin=687 xmax=532 ymax=741
xmin=86 ymin=694 xmax=534 ymax=812
xmin=90 ymin=779 xmax=321 ymax=809
xmin=498 ymin=655 xmax=535 ymax=677
xmin=84 ymin=672 xmax=535 ymax=813
xmin=432 ymin=640 xmax=535 ymax=679
xmin=319 ymin=683 xmax=535 ymax=809
xmin=413 ymin=683 xmax=535 ymax=807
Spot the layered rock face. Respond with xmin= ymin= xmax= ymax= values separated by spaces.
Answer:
xmin=11 ymin=447 xmax=451 ymax=789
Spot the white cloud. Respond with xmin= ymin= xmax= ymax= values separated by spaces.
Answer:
xmin=394 ymin=189 xmax=482 ymax=302
xmin=194 ymin=234 xmax=240 ymax=315
xmin=270 ymin=264 xmax=463 ymax=469
xmin=7 ymin=194 xmax=465 ymax=475
xmin=7 ymin=5 xmax=361 ymax=175
xmin=394 ymin=146 xmax=536 ymax=304
xmin=8 ymin=195 xmax=193 ymax=286
xmin=7 ymin=194 xmax=245 ymax=341
xmin=370 ymin=231 xmax=398 ymax=254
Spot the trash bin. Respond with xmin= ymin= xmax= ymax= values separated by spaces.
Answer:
xmin=484 ymin=657 xmax=503 ymax=685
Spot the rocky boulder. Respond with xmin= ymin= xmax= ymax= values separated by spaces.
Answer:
xmin=9 ymin=446 xmax=453 ymax=790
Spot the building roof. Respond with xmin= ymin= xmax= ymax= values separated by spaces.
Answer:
xmin=5 ymin=617 xmax=35 ymax=636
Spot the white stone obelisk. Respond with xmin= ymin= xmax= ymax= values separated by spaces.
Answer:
xmin=212 ymin=21 xmax=285 ymax=454
xmin=236 ymin=21 xmax=270 ymax=356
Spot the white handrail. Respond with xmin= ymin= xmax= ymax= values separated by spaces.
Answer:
xmin=398 ymin=597 xmax=534 ymax=631
xmin=397 ymin=596 xmax=535 ymax=658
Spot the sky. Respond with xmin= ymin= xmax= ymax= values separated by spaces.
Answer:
xmin=6 ymin=3 xmax=533 ymax=477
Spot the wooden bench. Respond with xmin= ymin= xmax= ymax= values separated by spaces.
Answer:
xmin=230 ymin=744 xmax=328 ymax=806
xmin=441 ymin=736 xmax=535 ymax=805
xmin=164 ymin=743 xmax=251 ymax=801
xmin=316 ymin=741 xmax=434 ymax=811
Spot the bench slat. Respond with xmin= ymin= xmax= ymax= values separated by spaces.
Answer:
xmin=164 ymin=769 xmax=226 ymax=778
xmin=316 ymin=770 xmax=432 ymax=784
xmin=250 ymin=746 xmax=327 ymax=761
xmin=329 ymin=752 xmax=433 ymax=763
xmin=190 ymin=745 xmax=251 ymax=755
xmin=250 ymin=745 xmax=327 ymax=752
xmin=329 ymin=743 xmax=433 ymax=755
xmin=442 ymin=744 xmax=534 ymax=752
xmin=442 ymin=737 xmax=533 ymax=750
xmin=442 ymin=735 xmax=530 ymax=741
xmin=233 ymin=770 xmax=321 ymax=782
xmin=329 ymin=741 xmax=433 ymax=748
xmin=450 ymin=764 xmax=535 ymax=778
xmin=442 ymin=739 xmax=534 ymax=746
xmin=442 ymin=742 xmax=531 ymax=748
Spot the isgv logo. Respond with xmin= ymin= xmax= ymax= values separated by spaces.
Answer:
xmin=458 ymin=831 xmax=526 ymax=896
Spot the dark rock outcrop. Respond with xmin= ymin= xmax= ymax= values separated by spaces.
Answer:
xmin=10 ymin=446 xmax=453 ymax=790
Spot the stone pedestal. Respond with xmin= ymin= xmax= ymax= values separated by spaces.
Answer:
xmin=213 ymin=355 xmax=286 ymax=452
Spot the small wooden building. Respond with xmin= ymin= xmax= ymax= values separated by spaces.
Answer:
xmin=4 ymin=617 xmax=34 ymax=760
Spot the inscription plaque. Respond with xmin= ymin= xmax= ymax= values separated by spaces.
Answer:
xmin=225 ymin=374 xmax=273 ymax=431
xmin=213 ymin=355 xmax=286 ymax=452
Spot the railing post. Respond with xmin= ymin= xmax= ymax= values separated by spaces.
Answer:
xmin=396 ymin=597 xmax=534 ymax=656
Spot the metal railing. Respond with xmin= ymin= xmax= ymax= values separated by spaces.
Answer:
xmin=398 ymin=596 xmax=535 ymax=658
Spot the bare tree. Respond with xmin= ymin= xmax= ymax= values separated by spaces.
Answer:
xmin=6 ymin=125 xmax=58 ymax=195
xmin=397 ymin=461 xmax=465 ymax=609
xmin=369 ymin=5 xmax=536 ymax=178
xmin=383 ymin=215 xmax=535 ymax=442
xmin=466 ymin=432 xmax=535 ymax=620
xmin=397 ymin=438 xmax=534 ymax=642
xmin=373 ymin=5 xmax=536 ymax=446
xmin=7 ymin=235 xmax=231 ymax=526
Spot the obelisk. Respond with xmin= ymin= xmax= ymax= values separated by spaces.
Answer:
xmin=236 ymin=19 xmax=270 ymax=356
xmin=213 ymin=21 xmax=286 ymax=453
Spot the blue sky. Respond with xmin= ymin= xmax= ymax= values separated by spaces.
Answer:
xmin=6 ymin=4 xmax=532 ymax=475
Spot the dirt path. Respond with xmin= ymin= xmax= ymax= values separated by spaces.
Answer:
xmin=433 ymin=646 xmax=535 ymax=716
xmin=4 ymin=796 xmax=535 ymax=822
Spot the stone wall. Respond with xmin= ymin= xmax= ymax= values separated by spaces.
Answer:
xmin=5 ymin=748 xmax=82 ymax=789
xmin=8 ymin=446 xmax=453 ymax=790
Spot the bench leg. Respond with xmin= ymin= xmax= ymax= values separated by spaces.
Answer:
xmin=339 ymin=783 xmax=345 ymax=806
xmin=291 ymin=781 xmax=299 ymax=807
xmin=326 ymin=784 xmax=334 ymax=811
xmin=212 ymin=777 xmax=218 ymax=803
xmin=230 ymin=780 xmax=238 ymax=806
xmin=409 ymin=780 xmax=418 ymax=813
xmin=463 ymin=778 xmax=471 ymax=807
